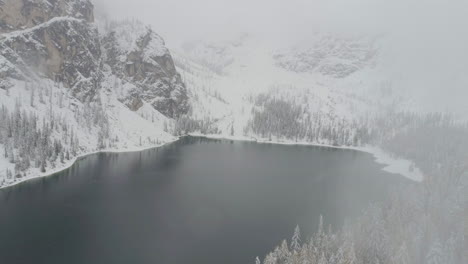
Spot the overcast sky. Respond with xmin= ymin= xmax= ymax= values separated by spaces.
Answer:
xmin=93 ymin=0 xmax=468 ymax=115
xmin=93 ymin=0 xmax=467 ymax=44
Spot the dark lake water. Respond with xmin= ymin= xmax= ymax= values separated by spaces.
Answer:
xmin=0 ymin=137 xmax=407 ymax=264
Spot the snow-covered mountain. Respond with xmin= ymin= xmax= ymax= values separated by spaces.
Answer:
xmin=172 ymin=33 xmax=417 ymax=139
xmin=273 ymin=33 xmax=378 ymax=78
xmin=100 ymin=19 xmax=189 ymax=118
xmin=0 ymin=0 xmax=188 ymax=188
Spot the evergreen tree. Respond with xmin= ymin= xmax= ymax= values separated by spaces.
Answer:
xmin=255 ymin=256 xmax=261 ymax=264
xmin=40 ymin=160 xmax=46 ymax=173
xmin=30 ymin=87 xmax=35 ymax=107
xmin=291 ymin=225 xmax=301 ymax=253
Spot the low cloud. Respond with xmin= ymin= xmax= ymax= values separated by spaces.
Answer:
xmin=93 ymin=0 xmax=468 ymax=115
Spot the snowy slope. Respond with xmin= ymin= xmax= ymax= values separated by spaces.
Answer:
xmin=173 ymin=33 xmax=419 ymax=137
xmin=0 ymin=2 xmax=183 ymax=188
xmin=0 ymin=78 xmax=175 ymax=188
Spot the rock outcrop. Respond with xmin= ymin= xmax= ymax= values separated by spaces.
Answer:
xmin=1 ymin=17 xmax=101 ymax=100
xmin=0 ymin=0 xmax=94 ymax=33
xmin=0 ymin=0 xmax=189 ymax=117
xmin=102 ymin=20 xmax=189 ymax=118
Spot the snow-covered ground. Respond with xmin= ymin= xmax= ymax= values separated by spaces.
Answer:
xmin=173 ymin=33 xmax=422 ymax=135
xmin=0 ymin=138 xmax=178 ymax=190
xmin=0 ymin=78 xmax=176 ymax=189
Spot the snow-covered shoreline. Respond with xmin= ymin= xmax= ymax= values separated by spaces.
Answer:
xmin=0 ymin=137 xmax=179 ymax=190
xmin=190 ymin=133 xmax=424 ymax=182
xmin=0 ymin=133 xmax=423 ymax=190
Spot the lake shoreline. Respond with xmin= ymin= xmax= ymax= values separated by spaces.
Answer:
xmin=0 ymin=132 xmax=406 ymax=264
xmin=189 ymin=133 xmax=424 ymax=182
xmin=0 ymin=137 xmax=179 ymax=190
xmin=0 ymin=133 xmax=423 ymax=190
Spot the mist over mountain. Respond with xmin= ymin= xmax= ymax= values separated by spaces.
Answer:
xmin=94 ymin=0 xmax=468 ymax=117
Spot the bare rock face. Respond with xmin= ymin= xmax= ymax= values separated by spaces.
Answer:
xmin=0 ymin=45 xmax=30 ymax=81
xmin=0 ymin=17 xmax=101 ymax=100
xmin=0 ymin=0 xmax=94 ymax=33
xmin=1 ymin=0 xmax=189 ymax=118
xmin=0 ymin=0 xmax=100 ymax=100
xmin=102 ymin=20 xmax=189 ymax=118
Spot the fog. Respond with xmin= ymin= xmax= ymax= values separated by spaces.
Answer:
xmin=94 ymin=0 xmax=468 ymax=115
xmin=93 ymin=0 xmax=467 ymax=44
xmin=0 ymin=1 xmax=466 ymax=262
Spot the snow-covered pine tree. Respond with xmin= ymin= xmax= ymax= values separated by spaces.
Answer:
xmin=255 ymin=256 xmax=261 ymax=264
xmin=291 ymin=225 xmax=301 ymax=253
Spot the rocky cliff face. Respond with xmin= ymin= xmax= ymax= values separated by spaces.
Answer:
xmin=0 ymin=17 xmax=101 ymax=100
xmin=102 ymin=20 xmax=189 ymax=118
xmin=0 ymin=0 xmax=94 ymax=33
xmin=0 ymin=0 xmax=188 ymax=117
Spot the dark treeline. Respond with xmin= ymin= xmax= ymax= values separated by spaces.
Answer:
xmin=245 ymin=95 xmax=371 ymax=146
xmin=173 ymin=116 xmax=220 ymax=136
